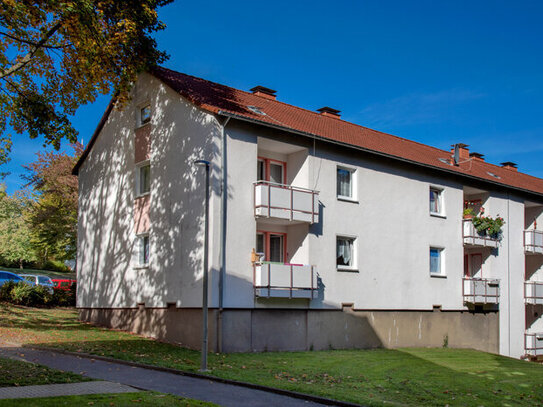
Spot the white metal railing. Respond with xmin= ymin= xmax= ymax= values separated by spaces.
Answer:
xmin=463 ymin=219 xmax=500 ymax=248
xmin=525 ymin=281 xmax=543 ymax=305
xmin=254 ymin=181 xmax=319 ymax=224
xmin=462 ymin=277 xmax=500 ymax=305
xmin=253 ymin=262 xmax=317 ymax=299
xmin=525 ymin=230 xmax=543 ymax=254
xmin=525 ymin=332 xmax=543 ymax=356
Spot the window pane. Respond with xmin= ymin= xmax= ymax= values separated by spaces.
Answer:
xmin=257 ymin=161 xmax=265 ymax=181
xmin=140 ymin=105 xmax=151 ymax=124
xmin=337 ymin=168 xmax=352 ymax=197
xmin=430 ymin=189 xmax=440 ymax=213
xmin=269 ymin=234 xmax=283 ymax=263
xmin=140 ymin=236 xmax=149 ymax=265
xmin=269 ymin=163 xmax=283 ymax=184
xmin=337 ymin=237 xmax=353 ymax=267
xmin=430 ymin=248 xmax=441 ymax=274
xmin=256 ymin=233 xmax=264 ymax=254
xmin=139 ymin=165 xmax=150 ymax=194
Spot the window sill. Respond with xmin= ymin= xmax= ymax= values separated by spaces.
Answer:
xmin=133 ymin=265 xmax=149 ymax=270
xmin=430 ymin=273 xmax=447 ymax=279
xmin=135 ymin=192 xmax=150 ymax=199
xmin=337 ymin=196 xmax=359 ymax=204
xmin=430 ymin=212 xmax=446 ymax=219
xmin=337 ymin=267 xmax=359 ymax=273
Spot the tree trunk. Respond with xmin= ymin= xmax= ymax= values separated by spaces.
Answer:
xmin=19 ymin=259 xmax=23 ymax=269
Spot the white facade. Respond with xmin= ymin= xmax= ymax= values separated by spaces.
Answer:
xmin=77 ymin=72 xmax=543 ymax=358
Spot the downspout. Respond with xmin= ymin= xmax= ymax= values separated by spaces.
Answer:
xmin=217 ymin=116 xmax=230 ymax=353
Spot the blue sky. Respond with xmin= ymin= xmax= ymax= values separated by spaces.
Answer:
xmin=4 ymin=0 xmax=543 ymax=192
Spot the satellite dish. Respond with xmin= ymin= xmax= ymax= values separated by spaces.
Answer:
xmin=453 ymin=144 xmax=460 ymax=165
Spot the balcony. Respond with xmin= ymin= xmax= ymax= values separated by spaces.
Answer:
xmin=254 ymin=262 xmax=317 ymax=299
xmin=525 ymin=230 xmax=543 ymax=254
xmin=463 ymin=219 xmax=500 ymax=248
xmin=462 ymin=277 xmax=500 ymax=305
xmin=525 ymin=281 xmax=543 ymax=305
xmin=525 ymin=333 xmax=543 ymax=356
xmin=254 ymin=181 xmax=319 ymax=224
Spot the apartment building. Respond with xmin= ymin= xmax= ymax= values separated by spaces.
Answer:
xmin=74 ymin=67 xmax=543 ymax=358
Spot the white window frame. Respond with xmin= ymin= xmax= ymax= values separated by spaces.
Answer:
xmin=135 ymin=233 xmax=150 ymax=268
xmin=135 ymin=161 xmax=151 ymax=197
xmin=336 ymin=235 xmax=357 ymax=271
xmin=138 ymin=103 xmax=151 ymax=127
xmin=337 ymin=166 xmax=357 ymax=202
xmin=429 ymin=186 xmax=445 ymax=217
xmin=429 ymin=246 xmax=445 ymax=277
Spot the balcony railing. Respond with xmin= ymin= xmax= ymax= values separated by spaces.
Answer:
xmin=253 ymin=262 xmax=317 ymax=299
xmin=254 ymin=181 xmax=319 ymax=224
xmin=525 ymin=333 xmax=543 ymax=356
xmin=525 ymin=230 xmax=543 ymax=254
xmin=463 ymin=219 xmax=500 ymax=248
xmin=525 ymin=281 xmax=543 ymax=305
xmin=462 ymin=277 xmax=500 ymax=305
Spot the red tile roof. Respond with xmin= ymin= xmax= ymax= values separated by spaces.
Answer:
xmin=75 ymin=66 xmax=543 ymax=198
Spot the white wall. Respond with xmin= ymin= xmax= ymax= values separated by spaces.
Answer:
xmin=78 ymin=73 xmax=223 ymax=309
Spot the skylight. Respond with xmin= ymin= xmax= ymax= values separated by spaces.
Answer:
xmin=487 ymin=171 xmax=501 ymax=179
xmin=247 ymin=105 xmax=266 ymax=115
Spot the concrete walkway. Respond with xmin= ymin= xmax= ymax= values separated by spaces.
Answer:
xmin=0 ymin=346 xmax=335 ymax=407
xmin=0 ymin=381 xmax=140 ymax=400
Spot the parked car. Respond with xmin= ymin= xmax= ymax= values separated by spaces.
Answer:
xmin=52 ymin=279 xmax=76 ymax=291
xmin=20 ymin=274 xmax=54 ymax=293
xmin=0 ymin=271 xmax=34 ymax=287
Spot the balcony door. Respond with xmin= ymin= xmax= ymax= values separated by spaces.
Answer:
xmin=464 ymin=253 xmax=482 ymax=278
xmin=257 ymin=157 xmax=286 ymax=184
xmin=256 ymin=231 xmax=286 ymax=263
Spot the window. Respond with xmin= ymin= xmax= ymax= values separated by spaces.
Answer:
xmin=257 ymin=157 xmax=286 ymax=184
xmin=138 ymin=234 xmax=150 ymax=266
xmin=337 ymin=167 xmax=355 ymax=200
xmin=256 ymin=231 xmax=285 ymax=263
xmin=140 ymin=104 xmax=151 ymax=125
xmin=430 ymin=247 xmax=444 ymax=276
xmin=337 ymin=236 xmax=356 ymax=269
xmin=137 ymin=163 xmax=150 ymax=196
xmin=429 ymin=187 xmax=443 ymax=215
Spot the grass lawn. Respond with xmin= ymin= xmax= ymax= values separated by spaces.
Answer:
xmin=0 ymin=357 xmax=91 ymax=387
xmin=0 ymin=392 xmax=216 ymax=406
xmin=1 ymin=303 xmax=543 ymax=406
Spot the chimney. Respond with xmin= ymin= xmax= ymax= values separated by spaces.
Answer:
xmin=250 ymin=86 xmax=277 ymax=100
xmin=469 ymin=152 xmax=485 ymax=161
xmin=500 ymin=161 xmax=518 ymax=171
xmin=317 ymin=106 xmax=341 ymax=119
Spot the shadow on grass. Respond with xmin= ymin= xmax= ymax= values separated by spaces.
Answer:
xmin=26 ymin=339 xmax=543 ymax=407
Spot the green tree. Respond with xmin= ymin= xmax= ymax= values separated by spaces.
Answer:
xmin=0 ymin=186 xmax=36 ymax=268
xmin=25 ymin=143 xmax=82 ymax=263
xmin=0 ymin=0 xmax=171 ymax=167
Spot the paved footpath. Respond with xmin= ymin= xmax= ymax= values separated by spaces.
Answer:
xmin=0 ymin=381 xmax=140 ymax=400
xmin=0 ymin=346 xmax=334 ymax=407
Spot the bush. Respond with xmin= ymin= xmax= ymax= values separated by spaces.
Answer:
xmin=10 ymin=283 xmax=53 ymax=306
xmin=41 ymin=260 xmax=71 ymax=272
xmin=0 ymin=281 xmax=17 ymax=302
xmin=52 ymin=287 xmax=76 ymax=307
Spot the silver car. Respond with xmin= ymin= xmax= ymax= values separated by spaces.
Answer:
xmin=20 ymin=275 xmax=54 ymax=294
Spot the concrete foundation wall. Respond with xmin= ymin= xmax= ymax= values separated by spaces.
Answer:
xmin=80 ymin=307 xmax=499 ymax=354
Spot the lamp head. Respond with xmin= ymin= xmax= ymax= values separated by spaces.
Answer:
xmin=194 ymin=159 xmax=210 ymax=167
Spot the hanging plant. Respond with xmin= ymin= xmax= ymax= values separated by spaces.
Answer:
xmin=471 ymin=215 xmax=505 ymax=238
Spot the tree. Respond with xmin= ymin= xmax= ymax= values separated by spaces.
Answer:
xmin=0 ymin=0 xmax=171 ymax=166
xmin=0 ymin=186 xmax=36 ymax=268
xmin=24 ymin=143 xmax=82 ymax=263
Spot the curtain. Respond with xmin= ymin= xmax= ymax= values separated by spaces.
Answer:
xmin=430 ymin=189 xmax=439 ymax=213
xmin=337 ymin=238 xmax=352 ymax=266
xmin=337 ymin=169 xmax=351 ymax=197
xmin=430 ymin=249 xmax=440 ymax=274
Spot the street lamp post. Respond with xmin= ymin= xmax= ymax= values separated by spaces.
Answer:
xmin=194 ymin=159 xmax=210 ymax=372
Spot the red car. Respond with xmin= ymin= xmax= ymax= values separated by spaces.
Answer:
xmin=52 ymin=279 xmax=76 ymax=291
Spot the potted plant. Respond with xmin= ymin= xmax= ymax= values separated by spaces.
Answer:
xmin=471 ymin=214 xmax=505 ymax=239
xmin=463 ymin=208 xmax=475 ymax=219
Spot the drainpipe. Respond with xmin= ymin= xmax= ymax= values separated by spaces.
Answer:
xmin=217 ymin=116 xmax=230 ymax=353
